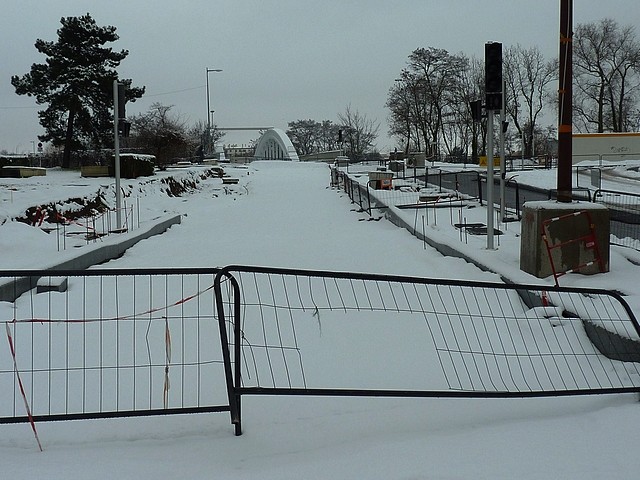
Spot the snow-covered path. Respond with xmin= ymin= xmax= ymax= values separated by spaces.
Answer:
xmin=2 ymin=161 xmax=640 ymax=479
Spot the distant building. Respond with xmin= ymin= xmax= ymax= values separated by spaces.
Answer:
xmin=573 ymin=132 xmax=640 ymax=163
xmin=223 ymin=145 xmax=255 ymax=163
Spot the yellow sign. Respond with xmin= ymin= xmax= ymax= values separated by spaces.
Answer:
xmin=479 ymin=156 xmax=501 ymax=167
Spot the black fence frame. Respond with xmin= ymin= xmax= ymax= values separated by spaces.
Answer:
xmin=2 ymin=266 xmax=640 ymax=439
xmin=594 ymin=189 xmax=640 ymax=249
xmin=213 ymin=265 xmax=640 ymax=436
xmin=337 ymin=167 xmax=640 ymax=250
xmin=0 ymin=268 xmax=231 ymax=426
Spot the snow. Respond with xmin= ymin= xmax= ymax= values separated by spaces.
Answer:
xmin=1 ymin=161 xmax=640 ymax=479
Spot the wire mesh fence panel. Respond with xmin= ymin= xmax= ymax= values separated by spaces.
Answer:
xmin=215 ymin=266 xmax=640 ymax=400
xmin=3 ymin=265 xmax=640 ymax=436
xmin=594 ymin=189 xmax=640 ymax=251
xmin=0 ymin=269 xmax=229 ymax=424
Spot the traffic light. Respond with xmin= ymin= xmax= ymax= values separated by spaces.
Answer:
xmin=117 ymin=83 xmax=126 ymax=119
xmin=485 ymin=42 xmax=502 ymax=111
xmin=118 ymin=119 xmax=131 ymax=137
xmin=470 ymin=100 xmax=482 ymax=122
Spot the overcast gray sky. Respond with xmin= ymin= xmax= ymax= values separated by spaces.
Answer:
xmin=2 ymin=0 xmax=639 ymax=154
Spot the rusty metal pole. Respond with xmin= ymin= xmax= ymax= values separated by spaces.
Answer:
xmin=557 ymin=0 xmax=573 ymax=202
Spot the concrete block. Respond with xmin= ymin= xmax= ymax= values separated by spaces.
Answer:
xmin=520 ymin=201 xmax=610 ymax=279
xmin=368 ymin=171 xmax=393 ymax=181
xmin=37 ymin=276 xmax=68 ymax=293
xmin=81 ymin=165 xmax=110 ymax=177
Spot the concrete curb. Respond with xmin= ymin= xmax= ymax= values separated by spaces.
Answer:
xmin=359 ymin=181 xmax=640 ymax=362
xmin=0 ymin=214 xmax=181 ymax=302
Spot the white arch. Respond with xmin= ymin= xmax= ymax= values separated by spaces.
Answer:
xmin=254 ymin=128 xmax=299 ymax=161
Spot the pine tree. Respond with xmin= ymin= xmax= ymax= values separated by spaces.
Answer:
xmin=11 ymin=13 xmax=145 ymax=168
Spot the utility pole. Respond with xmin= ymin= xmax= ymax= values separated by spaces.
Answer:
xmin=206 ymin=68 xmax=222 ymax=156
xmin=557 ymin=0 xmax=573 ymax=202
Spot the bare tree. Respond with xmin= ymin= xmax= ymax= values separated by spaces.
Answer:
xmin=317 ymin=120 xmax=341 ymax=152
xmin=286 ymin=120 xmax=341 ymax=155
xmin=444 ymin=55 xmax=485 ymax=162
xmin=337 ymin=105 xmax=379 ymax=161
xmin=386 ymin=79 xmax=416 ymax=153
xmin=386 ymin=47 xmax=469 ymax=159
xmin=503 ymin=44 xmax=556 ymax=157
xmin=286 ymin=119 xmax=321 ymax=155
xmin=574 ymin=18 xmax=640 ymax=132
xmin=188 ymin=120 xmax=225 ymax=161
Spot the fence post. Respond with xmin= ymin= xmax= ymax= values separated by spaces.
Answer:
xmin=214 ymin=270 xmax=243 ymax=435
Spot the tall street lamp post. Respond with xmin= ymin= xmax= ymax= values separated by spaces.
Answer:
xmin=206 ymin=68 xmax=222 ymax=156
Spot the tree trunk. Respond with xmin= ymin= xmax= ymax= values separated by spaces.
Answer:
xmin=597 ymin=84 xmax=605 ymax=133
xmin=62 ymin=108 xmax=75 ymax=169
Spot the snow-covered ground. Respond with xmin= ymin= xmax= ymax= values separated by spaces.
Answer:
xmin=1 ymin=161 xmax=640 ymax=479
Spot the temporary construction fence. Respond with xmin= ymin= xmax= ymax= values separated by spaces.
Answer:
xmin=594 ymin=189 xmax=640 ymax=250
xmin=0 ymin=269 xmax=229 ymax=434
xmin=50 ymin=203 xmax=139 ymax=251
xmin=2 ymin=267 xmax=640 ymax=444
xmin=331 ymin=167 xmax=484 ymax=220
xmin=32 ymin=199 xmax=141 ymax=252
xmin=334 ymin=166 xmax=640 ymax=252
xmin=214 ymin=266 xmax=640 ymax=435
xmin=331 ymin=168 xmax=373 ymax=216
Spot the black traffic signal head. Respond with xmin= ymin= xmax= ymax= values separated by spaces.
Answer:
xmin=470 ymin=100 xmax=483 ymax=122
xmin=118 ymin=119 xmax=131 ymax=137
xmin=117 ymin=83 xmax=127 ymax=119
xmin=485 ymin=42 xmax=503 ymax=110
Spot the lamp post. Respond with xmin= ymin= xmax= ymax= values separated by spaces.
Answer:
xmin=206 ymin=68 xmax=222 ymax=156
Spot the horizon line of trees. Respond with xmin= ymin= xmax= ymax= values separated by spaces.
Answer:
xmin=284 ymin=17 xmax=640 ymax=163
xmin=286 ymin=105 xmax=380 ymax=161
xmin=10 ymin=14 xmax=640 ymax=167
xmin=387 ymin=17 xmax=640 ymax=162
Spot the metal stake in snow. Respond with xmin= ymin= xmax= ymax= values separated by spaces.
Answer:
xmin=113 ymin=79 xmax=122 ymax=230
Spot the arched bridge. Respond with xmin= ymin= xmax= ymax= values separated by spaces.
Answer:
xmin=254 ymin=128 xmax=299 ymax=161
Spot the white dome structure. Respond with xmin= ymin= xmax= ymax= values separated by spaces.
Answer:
xmin=254 ymin=128 xmax=299 ymax=161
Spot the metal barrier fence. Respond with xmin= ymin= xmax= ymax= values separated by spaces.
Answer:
xmin=3 ymin=266 xmax=640 ymax=442
xmin=331 ymin=167 xmax=483 ymax=222
xmin=331 ymin=168 xmax=375 ymax=216
xmin=0 ymin=268 xmax=230 ymax=427
xmin=424 ymin=170 xmax=483 ymax=203
xmin=594 ymin=189 xmax=640 ymax=249
xmin=548 ymin=187 xmax=592 ymax=202
xmin=576 ymin=165 xmax=602 ymax=189
xmin=213 ymin=265 xmax=640 ymax=436
xmin=334 ymin=166 xmax=640 ymax=251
